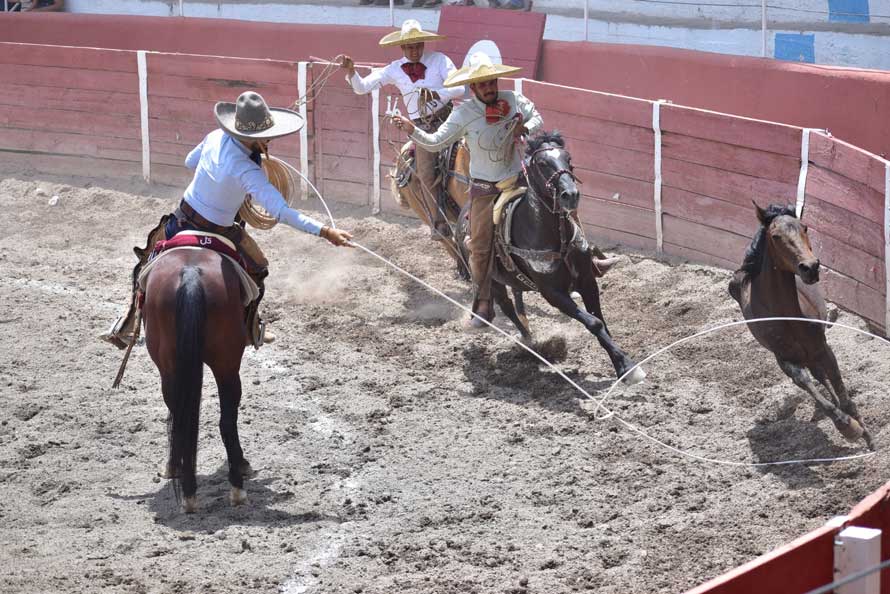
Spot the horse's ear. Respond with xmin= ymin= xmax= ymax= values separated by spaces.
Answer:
xmin=752 ymin=201 xmax=767 ymax=224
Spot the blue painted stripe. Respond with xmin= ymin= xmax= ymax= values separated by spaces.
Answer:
xmin=774 ymin=33 xmax=815 ymax=64
xmin=828 ymin=0 xmax=869 ymax=23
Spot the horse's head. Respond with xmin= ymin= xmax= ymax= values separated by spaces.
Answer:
xmin=755 ymin=202 xmax=820 ymax=284
xmin=526 ymin=132 xmax=579 ymax=213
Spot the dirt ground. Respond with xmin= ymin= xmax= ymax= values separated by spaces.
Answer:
xmin=2 ymin=171 xmax=889 ymax=594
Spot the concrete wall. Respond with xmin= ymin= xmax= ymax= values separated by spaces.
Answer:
xmin=61 ymin=0 xmax=890 ymax=69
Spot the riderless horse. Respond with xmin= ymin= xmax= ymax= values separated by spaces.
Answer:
xmin=729 ymin=203 xmax=872 ymax=449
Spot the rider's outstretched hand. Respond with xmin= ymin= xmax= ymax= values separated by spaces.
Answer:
xmin=321 ymin=226 xmax=354 ymax=247
xmin=339 ymin=55 xmax=356 ymax=77
xmin=392 ymin=115 xmax=416 ymax=135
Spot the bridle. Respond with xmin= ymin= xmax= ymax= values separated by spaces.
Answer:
xmin=523 ymin=144 xmax=579 ymax=215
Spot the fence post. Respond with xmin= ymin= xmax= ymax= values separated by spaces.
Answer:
xmin=298 ymin=61 xmax=309 ymax=200
xmin=137 ymin=51 xmax=151 ymax=183
xmin=652 ymin=100 xmax=666 ymax=254
xmin=884 ymin=161 xmax=890 ymax=335
xmin=834 ymin=526 xmax=881 ymax=594
xmin=372 ymin=88 xmax=381 ymax=214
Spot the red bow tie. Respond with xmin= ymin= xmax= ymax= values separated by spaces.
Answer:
xmin=401 ymin=62 xmax=427 ymax=83
xmin=485 ymin=99 xmax=511 ymax=124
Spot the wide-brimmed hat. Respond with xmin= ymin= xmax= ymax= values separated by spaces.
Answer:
xmin=444 ymin=52 xmax=521 ymax=87
xmin=379 ymin=19 xmax=445 ymax=47
xmin=214 ymin=91 xmax=304 ymax=141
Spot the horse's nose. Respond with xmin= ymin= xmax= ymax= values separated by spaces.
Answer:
xmin=560 ymin=188 xmax=580 ymax=211
xmin=798 ymin=259 xmax=820 ymax=283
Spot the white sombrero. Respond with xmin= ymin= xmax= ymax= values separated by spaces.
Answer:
xmin=378 ymin=19 xmax=445 ymax=47
xmin=214 ymin=91 xmax=304 ymax=141
xmin=443 ymin=51 xmax=521 ymax=88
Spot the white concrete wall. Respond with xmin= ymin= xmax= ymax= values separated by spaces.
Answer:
xmin=64 ymin=0 xmax=890 ymax=70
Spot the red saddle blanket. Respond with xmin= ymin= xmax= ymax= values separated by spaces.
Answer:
xmin=151 ymin=233 xmax=247 ymax=271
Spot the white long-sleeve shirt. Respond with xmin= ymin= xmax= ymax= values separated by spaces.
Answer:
xmin=182 ymin=129 xmax=324 ymax=235
xmin=348 ymin=52 xmax=464 ymax=120
xmin=410 ymin=90 xmax=543 ymax=183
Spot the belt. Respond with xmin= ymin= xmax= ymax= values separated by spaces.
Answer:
xmin=471 ymin=178 xmax=497 ymax=191
xmin=176 ymin=200 xmax=233 ymax=236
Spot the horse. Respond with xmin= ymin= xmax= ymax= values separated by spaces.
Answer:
xmin=142 ymin=247 xmax=253 ymax=512
xmin=456 ymin=131 xmax=645 ymax=385
xmin=729 ymin=202 xmax=873 ymax=449
xmin=391 ymin=138 xmax=472 ymax=279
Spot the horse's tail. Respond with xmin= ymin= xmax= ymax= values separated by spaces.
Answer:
xmin=169 ymin=266 xmax=206 ymax=501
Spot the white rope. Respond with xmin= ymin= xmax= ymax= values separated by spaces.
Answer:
xmin=282 ymin=156 xmax=881 ymax=469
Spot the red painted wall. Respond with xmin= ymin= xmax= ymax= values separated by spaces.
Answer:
xmin=3 ymin=13 xmax=890 ymax=158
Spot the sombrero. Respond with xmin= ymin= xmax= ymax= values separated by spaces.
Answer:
xmin=443 ymin=52 xmax=521 ymax=88
xmin=379 ymin=19 xmax=445 ymax=47
xmin=214 ymin=91 xmax=304 ymax=141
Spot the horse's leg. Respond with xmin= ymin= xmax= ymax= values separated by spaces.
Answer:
xmin=813 ymin=348 xmax=873 ymax=449
xmin=775 ymin=357 xmax=865 ymax=443
xmin=215 ymin=371 xmax=250 ymax=506
xmin=511 ymin=289 xmax=529 ymax=330
xmin=575 ymin=268 xmax=611 ymax=337
xmin=160 ymin=378 xmax=179 ymax=479
xmin=538 ymin=287 xmax=644 ymax=384
xmin=491 ymin=282 xmax=531 ymax=340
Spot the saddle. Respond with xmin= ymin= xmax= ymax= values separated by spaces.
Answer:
xmin=137 ymin=230 xmax=259 ymax=306
xmin=392 ymin=139 xmax=468 ymax=218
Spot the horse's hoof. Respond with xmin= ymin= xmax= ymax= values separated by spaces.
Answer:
xmin=182 ymin=496 xmax=198 ymax=514
xmin=230 ymin=487 xmax=248 ymax=506
xmin=862 ymin=429 xmax=875 ymax=451
xmin=622 ymin=366 xmax=646 ymax=386
xmin=837 ymin=417 xmax=865 ymax=442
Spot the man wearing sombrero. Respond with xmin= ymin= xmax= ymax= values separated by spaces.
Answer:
xmin=391 ymin=53 xmax=543 ymax=329
xmin=101 ymin=91 xmax=353 ymax=350
xmin=340 ymin=19 xmax=463 ymax=240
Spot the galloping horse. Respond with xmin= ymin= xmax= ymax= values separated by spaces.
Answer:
xmin=142 ymin=247 xmax=253 ymax=512
xmin=458 ymin=131 xmax=645 ymax=385
xmin=729 ymin=203 xmax=872 ymax=449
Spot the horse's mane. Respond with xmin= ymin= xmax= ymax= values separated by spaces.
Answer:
xmin=739 ymin=204 xmax=796 ymax=276
xmin=526 ymin=130 xmax=565 ymax=154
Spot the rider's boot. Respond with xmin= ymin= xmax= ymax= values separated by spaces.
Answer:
xmin=464 ymin=298 xmax=495 ymax=331
xmin=591 ymin=256 xmax=624 ymax=278
xmin=245 ymin=270 xmax=272 ymax=348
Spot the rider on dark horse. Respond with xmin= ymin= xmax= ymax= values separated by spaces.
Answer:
xmin=392 ymin=53 xmax=619 ymax=330
xmin=101 ymin=91 xmax=353 ymax=350
xmin=340 ymin=19 xmax=463 ymax=240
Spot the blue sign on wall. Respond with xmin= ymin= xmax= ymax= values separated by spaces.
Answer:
xmin=828 ymin=0 xmax=870 ymax=23
xmin=774 ymin=33 xmax=816 ymax=63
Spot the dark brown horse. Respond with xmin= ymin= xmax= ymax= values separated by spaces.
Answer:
xmin=142 ymin=247 xmax=253 ymax=512
xmin=729 ymin=203 xmax=872 ymax=449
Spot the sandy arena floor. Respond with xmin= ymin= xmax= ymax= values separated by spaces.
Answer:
xmin=1 ymin=172 xmax=889 ymax=594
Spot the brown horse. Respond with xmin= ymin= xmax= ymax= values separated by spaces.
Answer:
xmin=142 ymin=247 xmax=253 ymax=512
xmin=391 ymin=139 xmax=472 ymax=278
xmin=729 ymin=203 xmax=873 ymax=449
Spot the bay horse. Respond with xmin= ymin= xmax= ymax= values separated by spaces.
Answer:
xmin=729 ymin=203 xmax=873 ymax=449
xmin=142 ymin=247 xmax=253 ymax=512
xmin=457 ymin=131 xmax=645 ymax=385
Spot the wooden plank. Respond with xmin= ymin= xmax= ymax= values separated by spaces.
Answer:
xmin=317 ymin=86 xmax=369 ymax=110
xmin=660 ymin=103 xmax=802 ymax=157
xmin=317 ymin=109 xmax=369 ymax=134
xmin=578 ymin=198 xmax=656 ymax=239
xmin=0 ymin=42 xmax=136 ymax=72
xmin=805 ymin=164 xmax=884 ymax=225
xmin=524 ymin=81 xmax=652 ymax=128
xmin=538 ymin=110 xmax=653 ymax=154
xmin=318 ymin=155 xmax=369 ymax=185
xmin=808 ymin=132 xmax=886 ymax=196
xmin=662 ymin=131 xmax=800 ymax=184
xmin=569 ymin=140 xmax=655 ymax=183
xmin=809 ymin=229 xmax=885 ymax=293
xmin=663 ymin=243 xmax=738 ymax=270
xmin=662 ymin=158 xmax=798 ymax=209
xmin=662 ymin=187 xmax=760 ymax=238
xmin=146 ymin=73 xmax=299 ymax=103
xmin=1 ymin=108 xmax=141 ymax=140
xmin=148 ymin=52 xmax=297 ymax=85
xmin=580 ymin=171 xmax=654 ymax=211
xmin=661 ymin=214 xmax=750 ymax=264
xmin=0 ymin=127 xmax=142 ymax=160
xmin=821 ymin=268 xmax=884 ymax=328
xmin=584 ymin=224 xmax=657 ymax=252
xmin=319 ymin=130 xmax=371 ymax=160
xmin=802 ymin=196 xmax=884 ymax=259
xmin=0 ymin=83 xmax=139 ymax=116
xmin=0 ymin=63 xmax=137 ymax=94
xmin=0 ymin=149 xmax=140 ymax=178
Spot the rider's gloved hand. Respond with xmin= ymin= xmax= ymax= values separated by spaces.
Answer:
xmin=321 ymin=226 xmax=354 ymax=247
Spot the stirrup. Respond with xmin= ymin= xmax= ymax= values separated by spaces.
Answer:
xmin=99 ymin=316 xmax=134 ymax=350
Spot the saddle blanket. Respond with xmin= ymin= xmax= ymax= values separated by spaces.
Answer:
xmin=137 ymin=231 xmax=259 ymax=306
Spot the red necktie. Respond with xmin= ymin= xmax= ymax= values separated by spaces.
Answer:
xmin=401 ymin=62 xmax=427 ymax=83
xmin=485 ymin=99 xmax=511 ymax=124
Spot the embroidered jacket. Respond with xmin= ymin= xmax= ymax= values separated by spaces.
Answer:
xmin=183 ymin=129 xmax=323 ymax=235
xmin=410 ymin=90 xmax=543 ymax=183
xmin=348 ymin=52 xmax=464 ymax=120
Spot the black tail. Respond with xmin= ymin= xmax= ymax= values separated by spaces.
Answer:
xmin=169 ymin=266 xmax=206 ymax=501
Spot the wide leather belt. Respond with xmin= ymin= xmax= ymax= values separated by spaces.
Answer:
xmin=176 ymin=200 xmax=232 ymax=236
